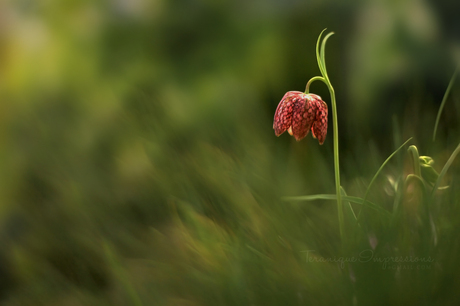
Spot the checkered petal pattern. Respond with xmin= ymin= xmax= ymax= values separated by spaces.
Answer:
xmin=273 ymin=91 xmax=328 ymax=144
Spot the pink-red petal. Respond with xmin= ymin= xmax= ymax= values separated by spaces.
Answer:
xmin=311 ymin=99 xmax=328 ymax=145
xmin=273 ymin=92 xmax=297 ymax=136
xmin=291 ymin=96 xmax=315 ymax=141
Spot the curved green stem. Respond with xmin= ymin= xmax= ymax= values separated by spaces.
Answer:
xmin=408 ymin=145 xmax=421 ymax=177
xmin=305 ymin=76 xmax=326 ymax=94
xmin=307 ymin=30 xmax=343 ymax=242
xmin=320 ymin=33 xmax=343 ymax=242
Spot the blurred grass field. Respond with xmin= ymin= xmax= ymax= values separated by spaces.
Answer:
xmin=0 ymin=1 xmax=460 ymax=305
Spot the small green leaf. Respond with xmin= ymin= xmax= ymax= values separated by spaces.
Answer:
xmin=419 ymin=156 xmax=440 ymax=186
xmin=284 ymin=194 xmax=391 ymax=218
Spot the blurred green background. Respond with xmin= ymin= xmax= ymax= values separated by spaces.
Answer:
xmin=0 ymin=0 xmax=460 ymax=305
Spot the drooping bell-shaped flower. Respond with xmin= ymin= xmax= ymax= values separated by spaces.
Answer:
xmin=273 ymin=91 xmax=328 ymax=144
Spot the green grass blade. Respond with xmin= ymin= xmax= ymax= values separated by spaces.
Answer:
xmin=340 ymin=186 xmax=357 ymax=222
xmin=246 ymin=244 xmax=274 ymax=262
xmin=284 ymin=194 xmax=391 ymax=218
xmin=392 ymin=115 xmax=403 ymax=171
xmin=390 ymin=176 xmax=404 ymax=225
xmin=357 ymin=137 xmax=413 ymax=220
xmin=430 ymin=143 xmax=460 ymax=200
xmin=320 ymin=32 xmax=335 ymax=80
xmin=316 ymin=29 xmax=327 ymax=78
xmin=433 ymin=67 xmax=458 ymax=142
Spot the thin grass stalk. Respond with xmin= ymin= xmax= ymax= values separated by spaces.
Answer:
xmin=433 ymin=67 xmax=458 ymax=142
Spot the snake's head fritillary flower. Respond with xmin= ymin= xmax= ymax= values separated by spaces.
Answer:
xmin=273 ymin=91 xmax=328 ymax=144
